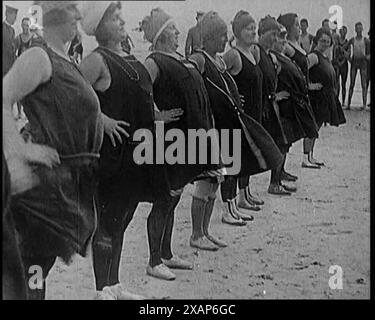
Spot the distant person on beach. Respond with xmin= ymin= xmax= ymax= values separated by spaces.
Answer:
xmin=3 ymin=5 xmax=18 ymax=77
xmin=185 ymin=11 xmax=205 ymax=57
xmin=30 ymin=24 xmax=45 ymax=46
xmin=332 ymin=26 xmax=350 ymax=105
xmin=321 ymin=18 xmax=335 ymax=61
xmin=346 ymin=22 xmax=370 ymax=109
xmin=322 ymin=18 xmax=330 ymax=31
xmin=299 ymin=18 xmax=314 ymax=53
xmin=15 ymin=17 xmax=33 ymax=57
xmin=14 ymin=17 xmax=34 ymax=119
xmin=311 ymin=18 xmax=335 ymax=60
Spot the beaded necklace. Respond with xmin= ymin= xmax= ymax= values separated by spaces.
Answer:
xmin=98 ymin=46 xmax=140 ymax=82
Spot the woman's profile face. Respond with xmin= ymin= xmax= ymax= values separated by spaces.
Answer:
xmin=273 ymin=31 xmax=287 ymax=53
xmin=101 ymin=8 xmax=127 ymax=44
xmin=290 ymin=17 xmax=300 ymax=39
xmin=160 ymin=22 xmax=180 ymax=51
xmin=60 ymin=5 xmax=81 ymax=43
xmin=240 ymin=22 xmax=257 ymax=45
xmin=206 ymin=27 xmax=228 ymax=54
xmin=260 ymin=29 xmax=278 ymax=48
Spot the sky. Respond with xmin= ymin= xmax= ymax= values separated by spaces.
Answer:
xmin=3 ymin=0 xmax=371 ymax=58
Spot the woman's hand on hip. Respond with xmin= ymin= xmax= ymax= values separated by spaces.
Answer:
xmin=155 ymin=108 xmax=184 ymax=124
xmin=103 ymin=116 xmax=130 ymax=147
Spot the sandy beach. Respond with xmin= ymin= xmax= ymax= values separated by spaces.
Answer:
xmin=44 ymin=102 xmax=370 ymax=300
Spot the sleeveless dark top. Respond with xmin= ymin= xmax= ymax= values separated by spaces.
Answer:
xmin=272 ymin=50 xmax=319 ymax=143
xmin=94 ymin=47 xmax=169 ymax=201
xmin=232 ymin=48 xmax=263 ymax=122
xmin=149 ymin=51 xmax=219 ymax=190
xmin=14 ymin=44 xmax=104 ymax=261
xmin=22 ymin=44 xmax=103 ymax=160
xmin=309 ymin=50 xmax=346 ymax=126
xmin=257 ymin=44 xmax=288 ymax=148
xmin=288 ymin=42 xmax=309 ymax=81
xmin=198 ymin=51 xmax=283 ymax=176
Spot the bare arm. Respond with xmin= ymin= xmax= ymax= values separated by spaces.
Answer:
xmin=81 ymin=52 xmax=130 ymax=147
xmin=3 ymin=47 xmax=52 ymax=157
xmin=144 ymin=57 xmax=160 ymax=84
xmin=284 ymin=43 xmax=295 ymax=58
xmin=189 ymin=52 xmax=206 ymax=74
xmin=250 ymin=44 xmax=260 ymax=64
xmin=144 ymin=57 xmax=184 ymax=123
xmin=223 ymin=48 xmax=242 ymax=76
xmin=80 ymin=52 xmax=105 ymax=89
xmin=307 ymin=52 xmax=319 ymax=69
xmin=3 ymin=47 xmax=60 ymax=193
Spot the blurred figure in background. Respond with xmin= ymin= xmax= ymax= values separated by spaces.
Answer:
xmin=3 ymin=5 xmax=18 ymax=77
xmin=346 ymin=22 xmax=371 ymax=109
xmin=185 ymin=10 xmax=204 ymax=57
xmin=15 ymin=17 xmax=33 ymax=120
xmin=332 ymin=26 xmax=350 ymax=105
xmin=299 ymin=18 xmax=314 ymax=53
xmin=15 ymin=17 xmax=33 ymax=57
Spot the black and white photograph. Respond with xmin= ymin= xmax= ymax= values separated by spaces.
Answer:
xmin=2 ymin=0 xmax=371 ymax=302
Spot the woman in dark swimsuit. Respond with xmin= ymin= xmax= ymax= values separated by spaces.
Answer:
xmin=307 ymin=28 xmax=346 ymax=164
xmin=257 ymin=16 xmax=296 ymax=195
xmin=81 ymin=3 xmax=192 ymax=298
xmin=190 ymin=12 xmax=283 ymax=225
xmin=269 ymin=17 xmax=320 ymax=172
xmin=278 ymin=13 xmax=325 ymax=169
xmin=223 ymin=11 xmax=266 ymax=212
xmin=143 ymin=9 xmax=226 ymax=254
xmin=4 ymin=2 xmax=103 ymax=300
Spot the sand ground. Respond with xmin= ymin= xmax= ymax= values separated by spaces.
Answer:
xmin=44 ymin=99 xmax=370 ymax=300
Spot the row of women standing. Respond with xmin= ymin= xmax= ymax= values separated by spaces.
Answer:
xmin=2 ymin=1 xmax=345 ymax=300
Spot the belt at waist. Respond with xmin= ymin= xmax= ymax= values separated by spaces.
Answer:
xmin=33 ymin=154 xmax=99 ymax=187
xmin=59 ymin=153 xmax=100 ymax=168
